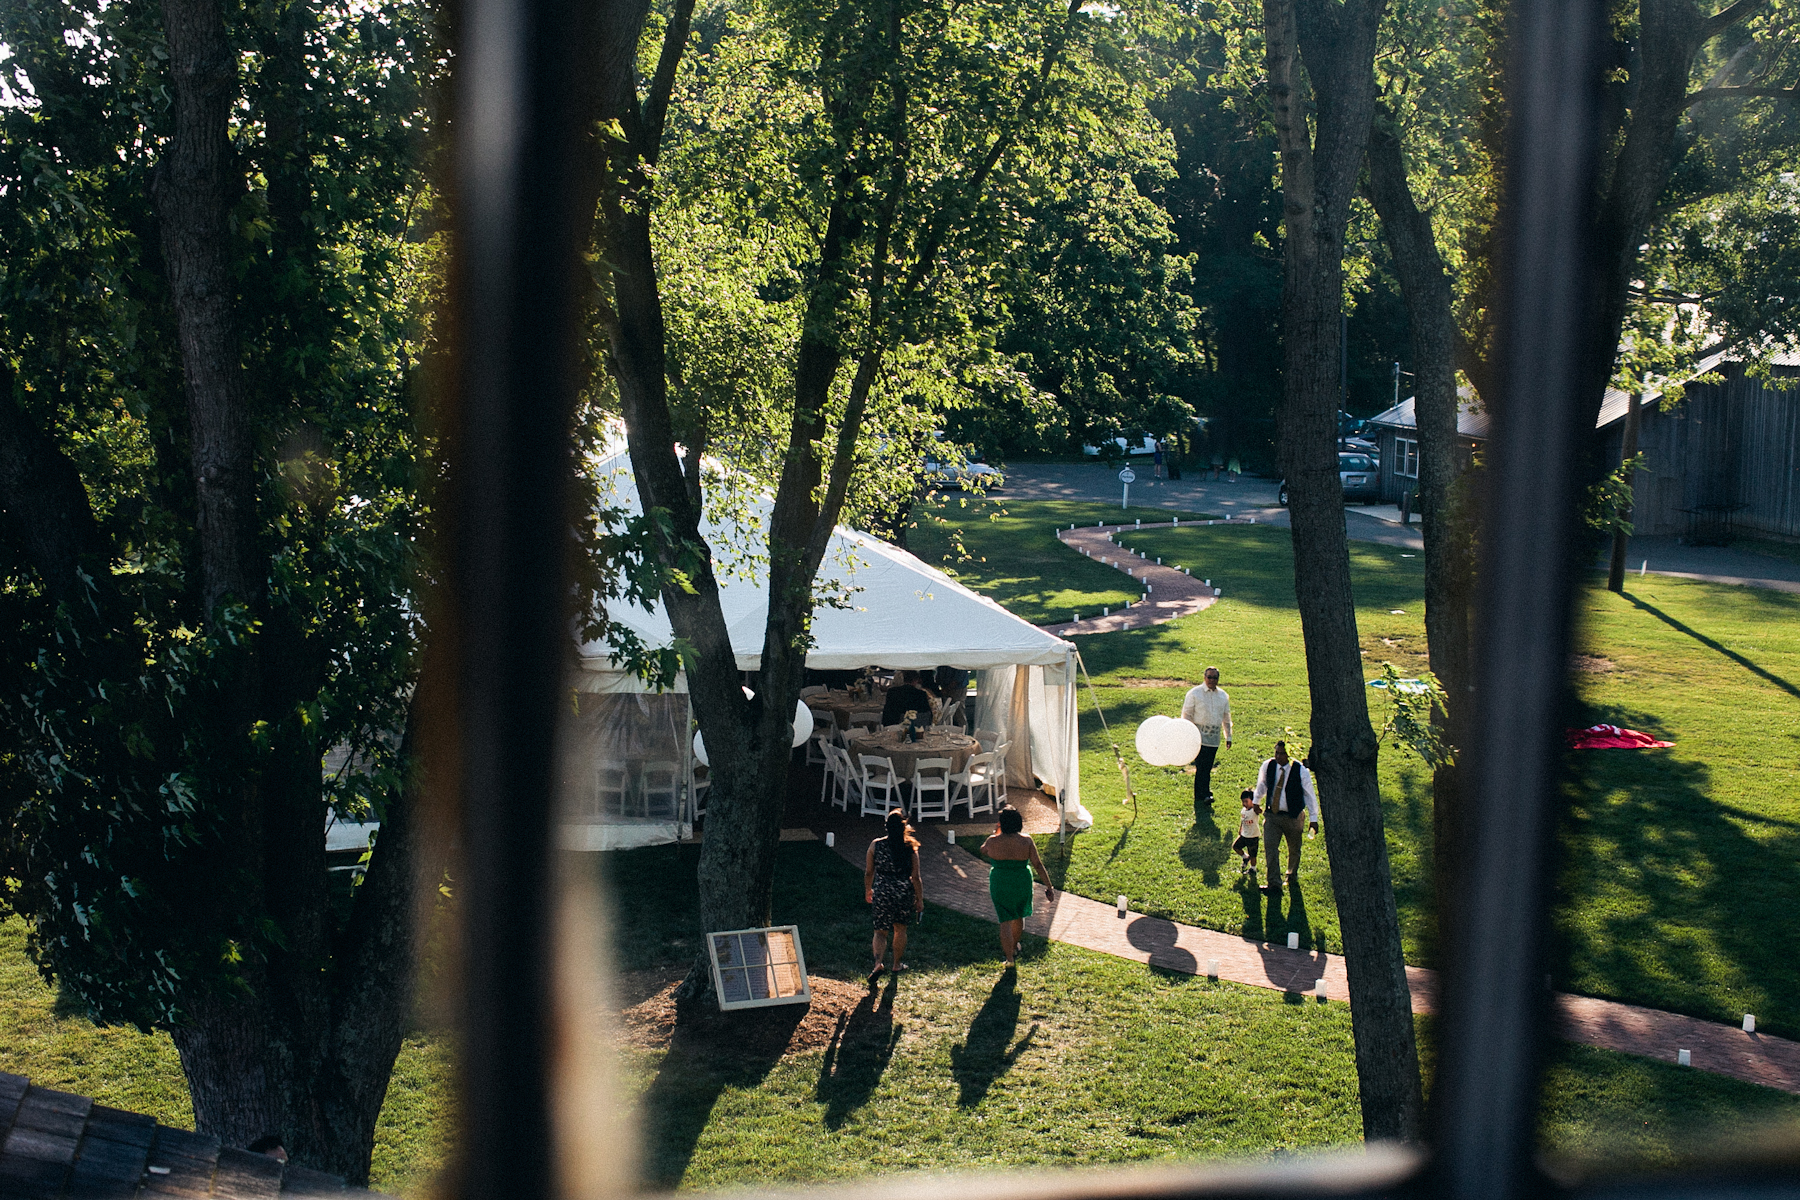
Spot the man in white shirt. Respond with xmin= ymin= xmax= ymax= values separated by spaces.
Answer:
xmin=1252 ymin=739 xmax=1319 ymax=890
xmin=1179 ymin=666 xmax=1232 ymax=820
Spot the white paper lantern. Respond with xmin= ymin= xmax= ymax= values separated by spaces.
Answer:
xmin=1135 ymin=715 xmax=1174 ymax=763
xmin=692 ymin=729 xmax=709 ymax=767
xmin=790 ymin=699 xmax=814 ymax=748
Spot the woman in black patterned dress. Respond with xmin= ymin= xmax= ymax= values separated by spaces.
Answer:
xmin=863 ymin=809 xmax=924 ymax=984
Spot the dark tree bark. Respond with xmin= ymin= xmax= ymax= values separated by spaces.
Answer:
xmin=1364 ymin=110 xmax=1475 ymax=950
xmin=593 ymin=0 xmax=1084 ymax=995
xmin=153 ymin=0 xmax=259 ymax=622
xmin=1266 ymin=0 xmax=1425 ymax=1142
xmin=135 ymin=0 xmax=428 ymax=1180
xmin=1606 ymin=389 xmax=1642 ymax=592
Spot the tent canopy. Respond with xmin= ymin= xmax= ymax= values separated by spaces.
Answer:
xmin=576 ymin=447 xmax=1075 ymax=673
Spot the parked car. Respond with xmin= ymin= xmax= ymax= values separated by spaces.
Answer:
xmin=1276 ymin=452 xmax=1381 ymax=506
xmin=924 ymin=459 xmax=1005 ymax=490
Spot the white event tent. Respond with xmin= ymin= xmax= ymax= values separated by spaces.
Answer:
xmin=561 ymin=447 xmax=1091 ymax=850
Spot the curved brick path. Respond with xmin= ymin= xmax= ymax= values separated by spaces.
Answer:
xmin=1042 ymin=519 xmax=1263 ymax=635
xmin=821 ymin=827 xmax=1800 ymax=1095
xmin=851 ymin=517 xmax=1800 ymax=1092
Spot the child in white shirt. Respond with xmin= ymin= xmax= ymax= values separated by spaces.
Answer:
xmin=1232 ymin=789 xmax=1261 ymax=874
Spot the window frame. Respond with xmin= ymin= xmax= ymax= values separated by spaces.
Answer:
xmin=435 ymin=0 xmax=1800 ymax=1194
xmin=1396 ymin=437 xmax=1420 ymax=479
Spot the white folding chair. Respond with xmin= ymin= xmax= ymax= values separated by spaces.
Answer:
xmin=940 ymin=700 xmax=963 ymax=728
xmin=832 ymin=745 xmax=860 ymax=812
xmin=689 ymin=766 xmax=710 ymax=822
xmin=818 ymin=741 xmax=836 ymax=804
xmin=849 ymin=710 xmax=882 ymax=733
xmin=641 ymin=760 xmax=681 ymax=820
xmin=859 ymin=755 xmax=900 ymax=817
xmin=911 ymin=758 xmax=952 ymax=823
xmin=805 ymin=724 xmax=831 ymax=768
xmin=974 ymin=729 xmax=1000 ymax=753
xmin=949 ymin=750 xmax=998 ymax=819
xmin=596 ymin=761 xmax=631 ymax=818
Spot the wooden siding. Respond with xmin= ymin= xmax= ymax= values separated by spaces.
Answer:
xmin=1610 ymin=365 xmax=1800 ymax=540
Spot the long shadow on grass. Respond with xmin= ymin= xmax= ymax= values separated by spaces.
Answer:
xmin=1179 ymin=816 xmax=1228 ymax=886
xmin=815 ymin=979 xmax=903 ymax=1130
xmin=638 ymin=998 xmax=812 ymax=1188
xmin=1561 ymin=700 xmax=1800 ymax=1036
xmin=950 ymin=971 xmax=1038 ymax=1107
xmin=1622 ymin=592 xmax=1800 ymax=699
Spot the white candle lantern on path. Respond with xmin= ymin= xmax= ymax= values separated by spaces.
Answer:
xmin=1744 ymin=1014 xmax=1757 ymax=1033
xmin=1206 ymin=958 xmax=1219 ymax=979
xmin=1116 ymin=894 xmax=1128 ymax=915
xmin=1678 ymin=1049 xmax=1692 ymax=1066
xmin=1287 ymin=932 xmax=1299 ymax=950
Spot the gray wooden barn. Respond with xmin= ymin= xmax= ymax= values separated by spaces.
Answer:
xmin=1598 ymin=351 xmax=1800 ymax=544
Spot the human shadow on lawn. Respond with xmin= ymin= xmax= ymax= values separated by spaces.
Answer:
xmin=951 ymin=971 xmax=1039 ymax=1107
xmin=1561 ymin=699 xmax=1800 ymax=1036
xmin=1179 ymin=813 xmax=1228 ymax=887
xmin=816 ymin=978 xmax=904 ymax=1130
xmin=638 ymin=992 xmax=815 ymax=1188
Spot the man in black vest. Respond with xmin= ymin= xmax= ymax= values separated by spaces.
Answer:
xmin=1251 ymin=740 xmax=1319 ymax=890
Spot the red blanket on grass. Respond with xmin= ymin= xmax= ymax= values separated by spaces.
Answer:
xmin=1565 ymin=724 xmax=1673 ymax=750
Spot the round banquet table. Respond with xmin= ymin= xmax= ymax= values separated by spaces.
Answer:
xmin=845 ymin=728 xmax=979 ymax=781
xmin=805 ymin=688 xmax=889 ymax=731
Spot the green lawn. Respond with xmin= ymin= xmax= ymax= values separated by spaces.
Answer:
xmin=6 ymin=503 xmax=1798 ymax=1194
xmin=909 ymin=497 xmax=1221 ymax=626
xmin=1561 ymin=577 xmax=1800 ymax=1036
xmin=602 ymin=841 xmax=1800 ymax=1190
xmin=0 ymin=916 xmax=452 ymax=1196
xmin=933 ymin=515 xmax=1438 ymax=963
xmin=919 ymin=498 xmax=1800 ymax=1040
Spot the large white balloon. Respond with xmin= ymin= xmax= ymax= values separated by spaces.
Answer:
xmin=1135 ymin=715 xmax=1175 ymax=764
xmin=693 ymin=698 xmax=815 ymax=764
xmin=1153 ymin=718 xmax=1202 ymax=766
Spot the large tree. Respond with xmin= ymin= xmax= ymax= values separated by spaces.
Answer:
xmin=0 ymin=0 xmax=440 ymax=1180
xmin=1263 ymin=0 xmax=1426 ymax=1141
xmin=588 ymin=0 xmax=1140 ymax=992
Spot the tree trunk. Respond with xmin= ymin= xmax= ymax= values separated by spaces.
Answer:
xmin=150 ymin=0 xmax=424 ymax=1180
xmin=1606 ymin=389 xmax=1641 ymax=591
xmin=1364 ymin=110 xmax=1475 ymax=953
xmin=153 ymin=0 xmax=260 ymax=621
xmin=1266 ymin=0 xmax=1424 ymax=1142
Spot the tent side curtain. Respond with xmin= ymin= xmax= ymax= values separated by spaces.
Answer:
xmin=557 ymin=687 xmax=695 ymax=850
xmin=977 ymin=660 xmax=1090 ymax=832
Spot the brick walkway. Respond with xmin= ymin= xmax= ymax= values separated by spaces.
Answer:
xmin=818 ymin=829 xmax=1800 ymax=1095
xmin=1042 ymin=520 xmax=1255 ymax=635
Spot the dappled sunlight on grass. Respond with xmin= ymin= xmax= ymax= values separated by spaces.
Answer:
xmin=907 ymin=497 xmax=1220 ymax=625
xmin=1562 ymin=578 xmax=1800 ymax=1038
xmin=1053 ymin=525 xmax=1435 ymax=962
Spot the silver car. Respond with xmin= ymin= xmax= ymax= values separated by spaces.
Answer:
xmin=1277 ymin=452 xmax=1381 ymax=505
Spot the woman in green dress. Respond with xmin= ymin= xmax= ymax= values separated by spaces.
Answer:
xmin=981 ymin=804 xmax=1055 ymax=967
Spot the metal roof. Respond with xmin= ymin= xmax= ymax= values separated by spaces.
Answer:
xmin=0 ymin=1071 xmax=368 ymax=1198
xmin=1364 ymin=387 xmax=1491 ymax=440
xmin=1367 ymin=348 xmax=1800 ymax=438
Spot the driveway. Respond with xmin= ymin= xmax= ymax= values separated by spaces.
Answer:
xmin=999 ymin=462 xmax=1425 ymax=550
xmin=1599 ymin=535 xmax=1800 ymax=594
